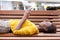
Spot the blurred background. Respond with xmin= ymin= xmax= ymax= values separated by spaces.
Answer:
xmin=0 ymin=0 xmax=60 ymax=10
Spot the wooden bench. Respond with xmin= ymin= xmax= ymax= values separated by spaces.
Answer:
xmin=0 ymin=10 xmax=60 ymax=40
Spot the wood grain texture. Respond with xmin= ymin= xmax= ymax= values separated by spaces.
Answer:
xmin=0 ymin=37 xmax=60 ymax=40
xmin=0 ymin=10 xmax=60 ymax=15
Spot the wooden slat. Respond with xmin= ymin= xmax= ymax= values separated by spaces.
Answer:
xmin=36 ymin=25 xmax=60 ymax=28
xmin=29 ymin=19 xmax=60 ymax=22
xmin=0 ymin=19 xmax=48 ymax=21
xmin=33 ymin=22 xmax=60 ymax=25
xmin=51 ymin=19 xmax=60 ymax=22
xmin=56 ymin=25 xmax=60 ymax=28
xmin=0 ymin=37 xmax=60 ymax=40
xmin=0 ymin=32 xmax=60 ymax=37
xmin=0 ymin=16 xmax=60 ymax=19
xmin=57 ymin=29 xmax=60 ymax=32
xmin=53 ymin=22 xmax=60 ymax=25
xmin=1 ymin=10 xmax=60 ymax=16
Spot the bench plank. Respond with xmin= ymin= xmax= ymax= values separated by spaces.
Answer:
xmin=1 ymin=10 xmax=60 ymax=15
xmin=0 ymin=16 xmax=60 ymax=19
xmin=0 ymin=32 xmax=60 ymax=37
xmin=33 ymin=22 xmax=60 ymax=25
xmin=0 ymin=37 xmax=60 ymax=40
xmin=0 ymin=19 xmax=60 ymax=22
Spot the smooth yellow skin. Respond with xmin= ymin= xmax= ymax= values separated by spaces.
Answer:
xmin=10 ymin=19 xmax=39 ymax=35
